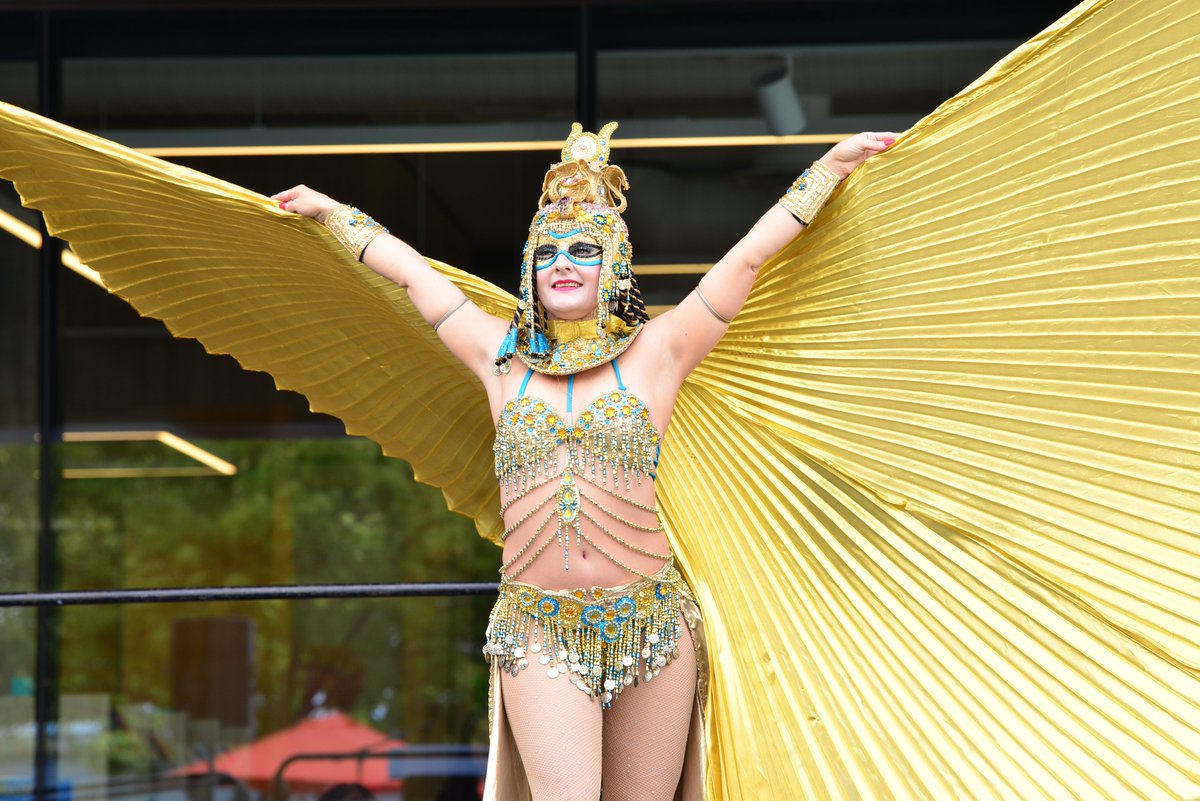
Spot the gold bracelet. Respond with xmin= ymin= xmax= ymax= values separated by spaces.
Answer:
xmin=778 ymin=160 xmax=841 ymax=225
xmin=323 ymin=204 xmax=388 ymax=261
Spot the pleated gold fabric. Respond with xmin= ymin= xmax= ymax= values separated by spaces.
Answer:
xmin=0 ymin=112 xmax=515 ymax=543
xmin=2 ymin=0 xmax=1199 ymax=798
xmin=670 ymin=1 xmax=1200 ymax=796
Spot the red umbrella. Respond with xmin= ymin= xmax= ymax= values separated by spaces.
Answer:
xmin=177 ymin=710 xmax=406 ymax=794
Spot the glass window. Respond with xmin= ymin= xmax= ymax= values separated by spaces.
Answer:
xmin=594 ymin=40 xmax=1024 ymax=306
xmin=0 ymin=184 xmax=39 ymax=585
xmin=0 ymin=30 xmax=41 ymax=798
xmin=56 ymin=596 xmax=492 ymax=801
xmin=57 ymin=8 xmax=577 ymax=143
xmin=57 ymin=437 xmax=496 ymax=592
xmin=61 ymin=52 xmax=576 ymax=135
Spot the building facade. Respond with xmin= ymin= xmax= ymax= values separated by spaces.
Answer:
xmin=0 ymin=3 xmax=1073 ymax=799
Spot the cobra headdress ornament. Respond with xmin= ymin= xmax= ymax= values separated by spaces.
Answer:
xmin=493 ymin=121 xmax=649 ymax=376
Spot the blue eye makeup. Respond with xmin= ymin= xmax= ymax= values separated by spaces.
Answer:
xmin=534 ymin=232 xmax=603 ymax=270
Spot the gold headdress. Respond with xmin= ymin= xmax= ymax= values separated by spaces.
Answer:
xmin=493 ymin=122 xmax=649 ymax=376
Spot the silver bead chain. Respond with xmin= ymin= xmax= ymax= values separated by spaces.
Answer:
xmin=578 ymin=506 xmax=672 ymax=560
xmin=575 ymin=469 xmax=660 ymax=514
xmin=499 ymin=468 xmax=559 ymax=514
xmin=500 ymin=490 xmax=556 ymax=540
xmin=579 ymin=490 xmax=663 ymax=532
xmin=501 ymin=508 xmax=557 ymax=576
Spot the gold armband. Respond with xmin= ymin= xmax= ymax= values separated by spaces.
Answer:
xmin=778 ymin=160 xmax=841 ymax=225
xmin=323 ymin=204 xmax=388 ymax=260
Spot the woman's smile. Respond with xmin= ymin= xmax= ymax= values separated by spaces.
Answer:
xmin=534 ymin=229 xmax=602 ymax=317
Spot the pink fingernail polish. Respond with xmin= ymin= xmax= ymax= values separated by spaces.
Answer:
xmin=884 ymin=138 xmax=895 ymax=146
xmin=279 ymin=202 xmax=287 ymax=209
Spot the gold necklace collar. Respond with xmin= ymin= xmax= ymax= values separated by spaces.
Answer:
xmin=546 ymin=317 xmax=601 ymax=343
xmin=546 ymin=315 xmax=638 ymax=344
xmin=518 ymin=316 xmax=643 ymax=376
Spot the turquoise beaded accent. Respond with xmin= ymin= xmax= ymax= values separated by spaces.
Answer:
xmin=484 ymin=565 xmax=686 ymax=708
xmin=493 ymin=390 xmax=660 ymax=487
xmin=494 ymin=396 xmax=570 ymax=488
xmin=494 ymin=363 xmax=665 ymax=573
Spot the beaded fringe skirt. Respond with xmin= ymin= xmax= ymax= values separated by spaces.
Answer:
xmin=484 ymin=562 xmax=691 ymax=707
xmin=482 ymin=564 xmax=709 ymax=800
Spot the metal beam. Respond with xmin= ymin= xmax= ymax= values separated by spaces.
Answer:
xmin=34 ymin=12 xmax=63 ymax=801
xmin=576 ymin=2 xmax=595 ymax=130
xmin=0 ymin=582 xmax=499 ymax=607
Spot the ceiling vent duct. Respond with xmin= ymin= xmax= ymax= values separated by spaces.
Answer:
xmin=755 ymin=57 xmax=806 ymax=136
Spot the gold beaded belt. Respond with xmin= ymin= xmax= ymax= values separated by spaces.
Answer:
xmin=483 ymin=562 xmax=687 ymax=707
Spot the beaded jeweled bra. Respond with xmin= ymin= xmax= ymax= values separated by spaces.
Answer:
xmin=493 ymin=357 xmax=665 ymax=577
xmin=490 ymin=357 xmax=683 ymax=706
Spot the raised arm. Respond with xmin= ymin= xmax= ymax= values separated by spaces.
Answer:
xmin=271 ymin=185 xmax=508 ymax=384
xmin=649 ymin=132 xmax=898 ymax=382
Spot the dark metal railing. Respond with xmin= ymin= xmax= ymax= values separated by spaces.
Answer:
xmin=270 ymin=746 xmax=489 ymax=801
xmin=0 ymin=582 xmax=497 ymax=607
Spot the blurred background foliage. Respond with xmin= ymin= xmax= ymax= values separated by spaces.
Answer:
xmin=2 ymin=435 xmax=498 ymax=769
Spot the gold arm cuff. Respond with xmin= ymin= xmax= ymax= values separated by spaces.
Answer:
xmin=323 ymin=204 xmax=388 ymax=261
xmin=778 ymin=160 xmax=841 ymax=225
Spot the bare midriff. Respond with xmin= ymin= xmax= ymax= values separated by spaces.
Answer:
xmin=498 ymin=445 xmax=669 ymax=589
xmin=492 ymin=378 xmax=668 ymax=589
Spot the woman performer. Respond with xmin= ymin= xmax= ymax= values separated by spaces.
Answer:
xmin=270 ymin=125 xmax=896 ymax=799
xmin=3 ymin=4 xmax=1197 ymax=796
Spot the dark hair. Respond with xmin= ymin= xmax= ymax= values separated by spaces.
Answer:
xmin=616 ymin=271 xmax=650 ymax=326
xmin=317 ymin=784 xmax=375 ymax=801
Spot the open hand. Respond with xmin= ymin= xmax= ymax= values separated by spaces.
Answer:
xmin=269 ymin=185 xmax=340 ymax=222
xmin=819 ymin=131 xmax=901 ymax=179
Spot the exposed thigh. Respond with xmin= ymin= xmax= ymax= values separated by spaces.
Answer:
xmin=501 ymin=667 xmax=604 ymax=801
xmin=600 ymin=617 xmax=698 ymax=800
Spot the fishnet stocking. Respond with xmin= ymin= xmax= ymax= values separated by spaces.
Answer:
xmin=499 ymin=616 xmax=698 ymax=801
xmin=501 ymin=664 xmax=604 ymax=801
xmin=601 ymin=618 xmax=697 ymax=800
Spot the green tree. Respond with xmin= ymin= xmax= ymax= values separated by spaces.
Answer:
xmin=52 ymin=435 xmax=497 ymax=772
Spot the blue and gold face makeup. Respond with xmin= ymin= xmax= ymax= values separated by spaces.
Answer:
xmin=533 ymin=229 xmax=604 ymax=270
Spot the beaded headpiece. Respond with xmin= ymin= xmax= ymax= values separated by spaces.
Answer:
xmin=494 ymin=122 xmax=649 ymax=376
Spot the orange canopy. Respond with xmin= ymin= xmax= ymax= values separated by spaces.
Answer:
xmin=178 ymin=710 xmax=405 ymax=794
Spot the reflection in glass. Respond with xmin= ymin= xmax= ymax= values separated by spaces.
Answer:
xmin=57 ymin=437 xmax=496 ymax=591
xmin=0 ymin=646 xmax=35 ymax=798
xmin=57 ymin=596 xmax=491 ymax=801
xmin=0 ymin=176 xmax=39 ymax=797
